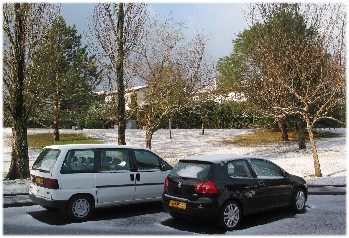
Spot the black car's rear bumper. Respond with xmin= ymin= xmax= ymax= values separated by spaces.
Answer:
xmin=162 ymin=193 xmax=220 ymax=221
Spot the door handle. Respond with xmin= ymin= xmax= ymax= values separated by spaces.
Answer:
xmin=258 ymin=180 xmax=266 ymax=186
xmin=130 ymin=174 xmax=135 ymax=181
xmin=136 ymin=173 xmax=140 ymax=181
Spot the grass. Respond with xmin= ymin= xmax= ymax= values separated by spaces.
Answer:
xmin=28 ymin=133 xmax=102 ymax=149
xmin=223 ymin=129 xmax=342 ymax=146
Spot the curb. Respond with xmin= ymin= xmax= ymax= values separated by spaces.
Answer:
xmin=307 ymin=185 xmax=346 ymax=188
xmin=3 ymin=201 xmax=34 ymax=208
xmin=307 ymin=184 xmax=346 ymax=196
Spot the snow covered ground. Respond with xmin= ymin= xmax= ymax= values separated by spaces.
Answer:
xmin=2 ymin=128 xmax=347 ymax=194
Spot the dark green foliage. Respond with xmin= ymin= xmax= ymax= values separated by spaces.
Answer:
xmin=161 ymin=101 xmax=266 ymax=129
xmin=27 ymin=16 xmax=99 ymax=130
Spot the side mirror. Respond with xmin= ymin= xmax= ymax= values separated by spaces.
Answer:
xmin=284 ymin=172 xmax=290 ymax=178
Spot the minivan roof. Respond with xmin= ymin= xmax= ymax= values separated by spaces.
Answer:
xmin=181 ymin=154 xmax=261 ymax=164
xmin=44 ymin=144 xmax=150 ymax=151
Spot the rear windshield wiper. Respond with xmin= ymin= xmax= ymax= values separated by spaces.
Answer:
xmin=179 ymin=175 xmax=196 ymax=180
xmin=33 ymin=168 xmax=50 ymax=173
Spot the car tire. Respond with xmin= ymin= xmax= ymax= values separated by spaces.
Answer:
xmin=292 ymin=188 xmax=306 ymax=213
xmin=67 ymin=195 xmax=94 ymax=221
xmin=218 ymin=200 xmax=242 ymax=231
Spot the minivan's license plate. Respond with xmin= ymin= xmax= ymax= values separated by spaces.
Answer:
xmin=35 ymin=177 xmax=44 ymax=185
xmin=169 ymin=200 xmax=186 ymax=209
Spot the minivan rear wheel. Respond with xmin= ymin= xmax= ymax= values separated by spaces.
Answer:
xmin=218 ymin=200 xmax=241 ymax=231
xmin=67 ymin=195 xmax=94 ymax=221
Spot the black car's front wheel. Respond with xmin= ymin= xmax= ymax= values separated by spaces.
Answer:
xmin=292 ymin=188 xmax=306 ymax=213
xmin=218 ymin=200 xmax=241 ymax=231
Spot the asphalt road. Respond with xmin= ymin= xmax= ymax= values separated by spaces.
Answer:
xmin=3 ymin=195 xmax=346 ymax=235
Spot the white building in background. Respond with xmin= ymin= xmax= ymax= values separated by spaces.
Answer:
xmin=214 ymin=92 xmax=246 ymax=103
xmin=94 ymin=85 xmax=147 ymax=110
xmin=95 ymin=84 xmax=245 ymax=109
xmin=124 ymin=85 xmax=147 ymax=110
xmin=94 ymin=86 xmax=147 ymax=129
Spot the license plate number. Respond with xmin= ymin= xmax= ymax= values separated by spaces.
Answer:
xmin=169 ymin=200 xmax=186 ymax=209
xmin=35 ymin=177 xmax=44 ymax=185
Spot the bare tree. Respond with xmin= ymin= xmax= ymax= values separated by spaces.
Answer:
xmin=130 ymin=17 xmax=215 ymax=149
xmin=88 ymin=3 xmax=148 ymax=145
xmin=3 ymin=3 xmax=60 ymax=179
xmin=246 ymin=3 xmax=346 ymax=177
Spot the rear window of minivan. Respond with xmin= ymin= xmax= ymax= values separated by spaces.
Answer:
xmin=32 ymin=149 xmax=61 ymax=172
xmin=169 ymin=161 xmax=212 ymax=179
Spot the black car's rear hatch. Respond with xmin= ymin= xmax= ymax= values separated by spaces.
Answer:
xmin=166 ymin=161 xmax=214 ymax=201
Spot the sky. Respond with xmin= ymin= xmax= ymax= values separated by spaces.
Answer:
xmin=61 ymin=3 xmax=249 ymax=62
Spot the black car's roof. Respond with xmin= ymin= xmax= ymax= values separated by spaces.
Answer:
xmin=180 ymin=154 xmax=262 ymax=164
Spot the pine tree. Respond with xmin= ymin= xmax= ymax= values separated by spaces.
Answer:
xmin=29 ymin=16 xmax=99 ymax=136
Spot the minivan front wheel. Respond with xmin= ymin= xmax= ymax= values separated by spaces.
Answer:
xmin=67 ymin=195 xmax=94 ymax=221
xmin=218 ymin=200 xmax=241 ymax=231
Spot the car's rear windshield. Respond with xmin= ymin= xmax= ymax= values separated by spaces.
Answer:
xmin=32 ymin=149 xmax=61 ymax=172
xmin=169 ymin=161 xmax=212 ymax=180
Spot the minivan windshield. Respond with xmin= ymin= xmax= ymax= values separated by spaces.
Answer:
xmin=32 ymin=149 xmax=61 ymax=172
xmin=169 ymin=161 xmax=211 ymax=179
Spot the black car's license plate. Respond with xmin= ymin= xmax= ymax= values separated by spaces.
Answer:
xmin=169 ymin=200 xmax=186 ymax=209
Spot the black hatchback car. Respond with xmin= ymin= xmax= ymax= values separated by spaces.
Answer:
xmin=162 ymin=154 xmax=307 ymax=230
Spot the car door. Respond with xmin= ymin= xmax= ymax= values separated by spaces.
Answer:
xmin=58 ymin=149 xmax=97 ymax=195
xmin=132 ymin=149 xmax=170 ymax=200
xmin=224 ymin=159 xmax=268 ymax=212
xmin=249 ymin=159 xmax=293 ymax=208
xmin=95 ymin=149 xmax=135 ymax=204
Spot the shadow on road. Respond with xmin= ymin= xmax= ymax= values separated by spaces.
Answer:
xmin=237 ymin=207 xmax=297 ymax=230
xmin=28 ymin=202 xmax=298 ymax=234
xmin=160 ymin=207 xmax=298 ymax=235
xmin=161 ymin=218 xmax=226 ymax=234
xmin=28 ymin=202 xmax=164 ymax=226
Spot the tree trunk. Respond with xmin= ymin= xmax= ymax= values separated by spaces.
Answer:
xmin=305 ymin=113 xmax=322 ymax=177
xmin=276 ymin=116 xmax=289 ymax=141
xmin=53 ymin=80 xmax=60 ymax=141
xmin=146 ymin=127 xmax=153 ymax=150
xmin=6 ymin=3 xmax=29 ymax=180
xmin=7 ymin=120 xmax=29 ymax=179
xmin=169 ymin=118 xmax=172 ymax=139
xmin=116 ymin=3 xmax=126 ymax=145
xmin=295 ymin=120 xmax=306 ymax=149
xmin=201 ymin=115 xmax=205 ymax=135
xmin=146 ymin=105 xmax=154 ymax=149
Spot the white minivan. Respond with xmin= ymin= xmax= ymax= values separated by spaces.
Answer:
xmin=29 ymin=144 xmax=173 ymax=220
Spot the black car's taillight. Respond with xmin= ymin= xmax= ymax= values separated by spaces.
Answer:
xmin=164 ymin=176 xmax=169 ymax=188
xmin=195 ymin=181 xmax=219 ymax=194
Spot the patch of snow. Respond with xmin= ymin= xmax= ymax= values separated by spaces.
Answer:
xmin=177 ymin=166 xmax=204 ymax=179
xmin=2 ymin=128 xmax=346 ymax=194
xmin=183 ymin=153 xmax=259 ymax=164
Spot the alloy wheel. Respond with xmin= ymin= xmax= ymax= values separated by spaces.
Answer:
xmin=295 ymin=190 xmax=306 ymax=211
xmin=223 ymin=203 xmax=240 ymax=229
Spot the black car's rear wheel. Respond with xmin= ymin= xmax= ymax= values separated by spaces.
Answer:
xmin=218 ymin=200 xmax=241 ymax=231
xmin=292 ymin=188 xmax=306 ymax=213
